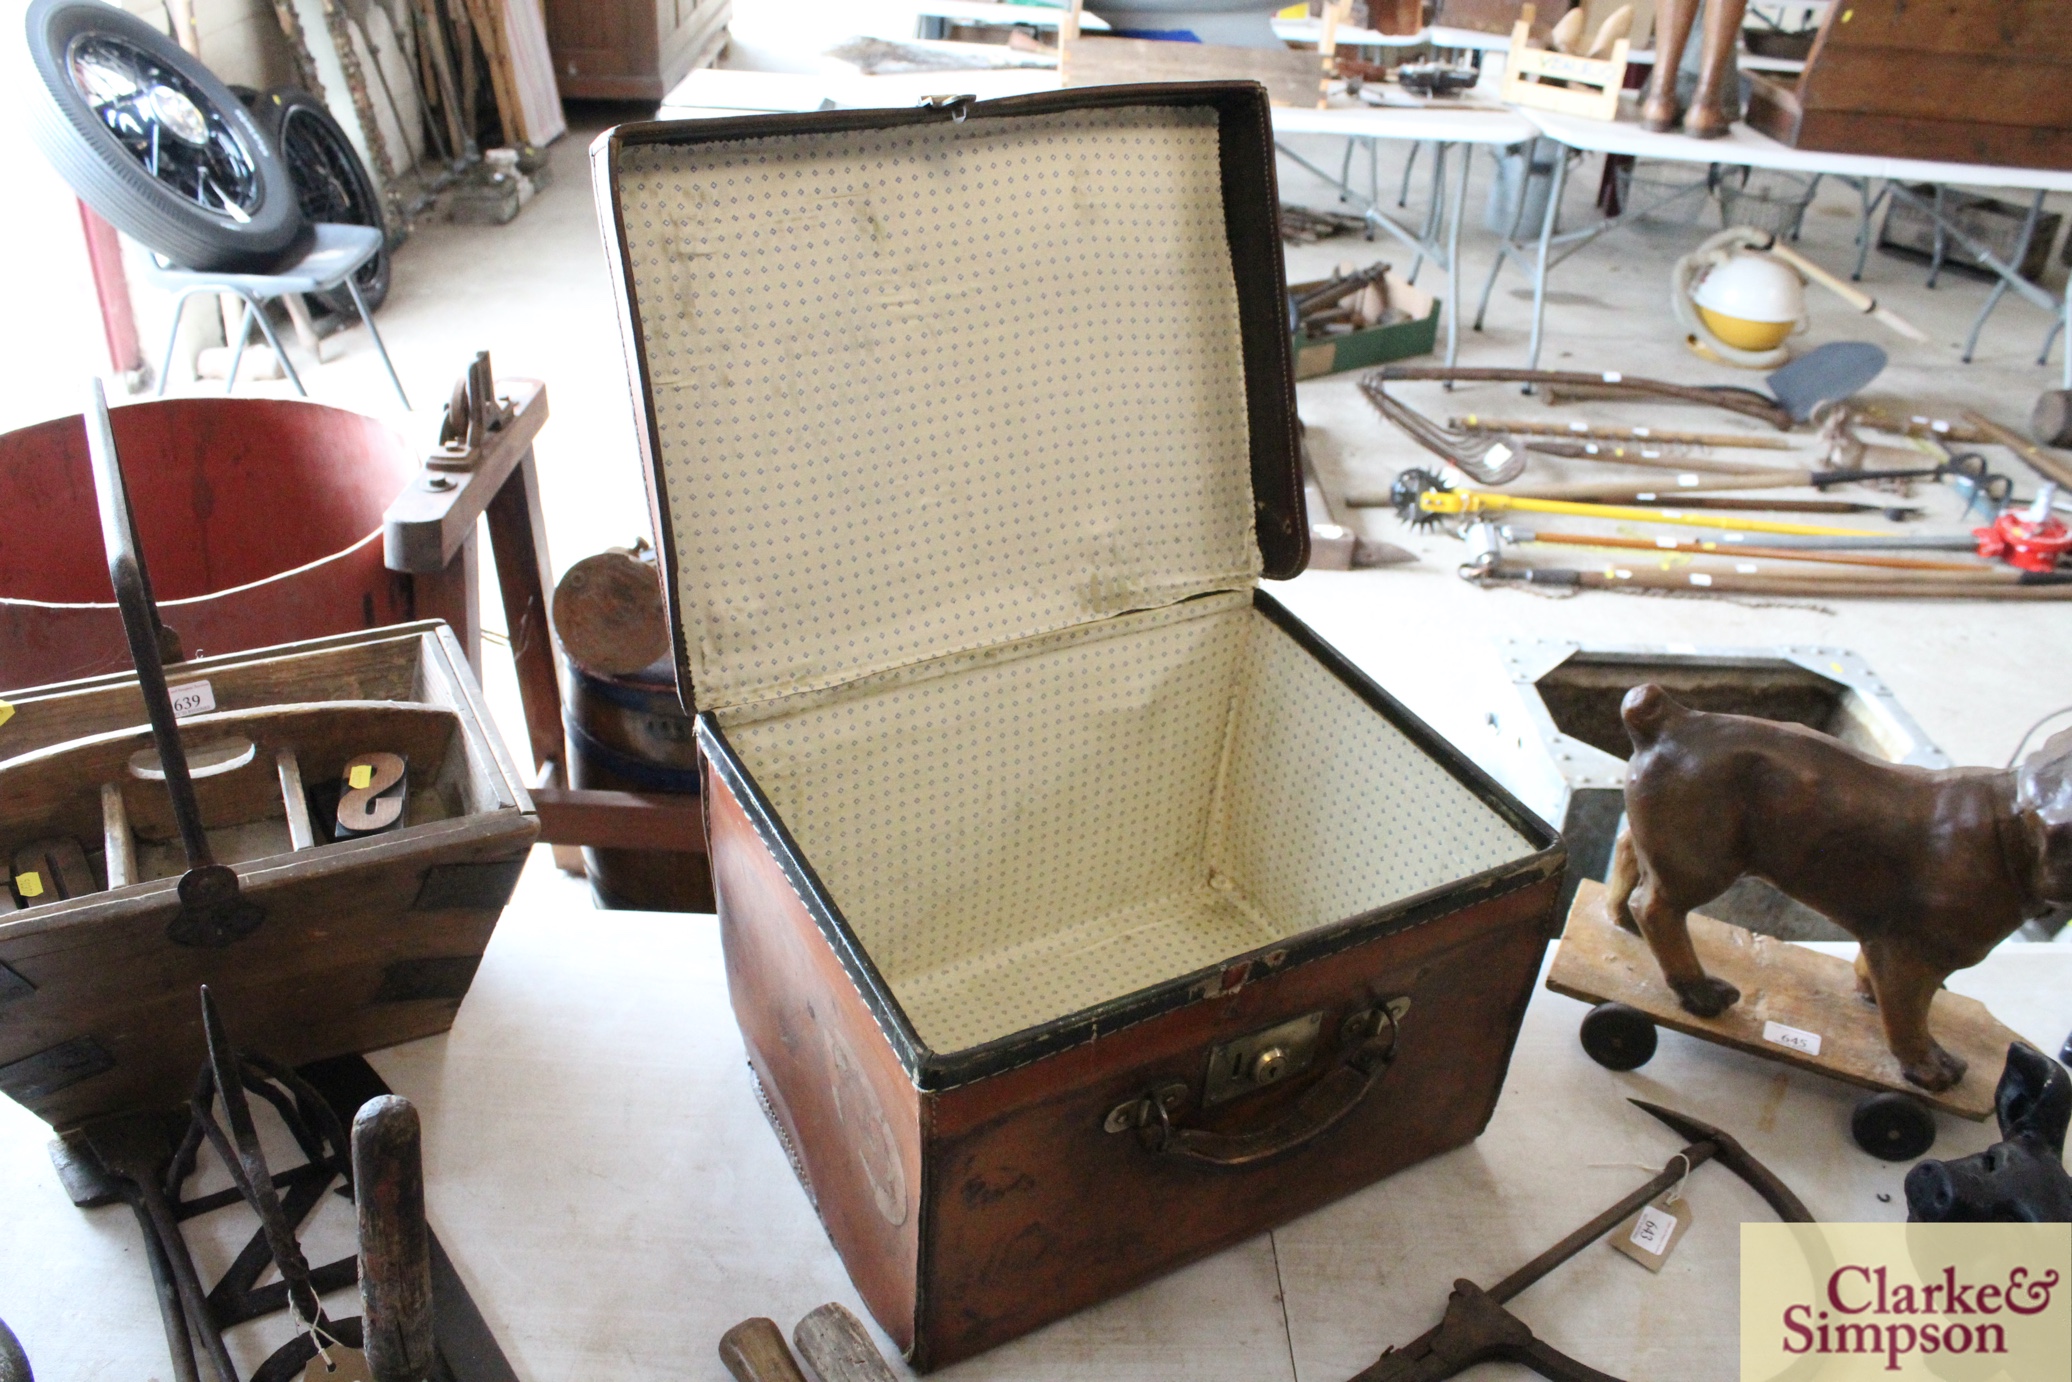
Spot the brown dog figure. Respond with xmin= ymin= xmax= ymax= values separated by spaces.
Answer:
xmin=1606 ymin=685 xmax=2072 ymax=1092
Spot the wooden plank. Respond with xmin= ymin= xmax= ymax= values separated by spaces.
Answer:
xmin=276 ymin=749 xmax=316 ymax=851
xmin=1 ymin=628 xmax=437 ymax=762
xmin=1501 ymin=33 xmax=1629 ymax=121
xmin=532 ymin=786 xmax=705 ymax=852
xmin=484 ymin=450 xmax=566 ymax=780
xmin=99 ymin=784 xmax=135 ymax=888
xmin=1779 ymin=109 xmax=2072 ymax=171
xmin=1812 ymin=0 xmax=2069 ymax=59
xmin=500 ymin=0 xmax=569 ymax=145
xmin=460 ymin=0 xmax=526 ymax=149
xmin=1795 ymin=50 xmax=2072 ymax=127
xmin=1547 ymin=880 xmax=2023 ymax=1120
xmin=382 ymin=379 xmax=549 ymax=573
xmin=1060 ymin=36 xmax=1328 ymax=109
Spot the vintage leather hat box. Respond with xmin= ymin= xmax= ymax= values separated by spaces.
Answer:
xmin=593 ymin=83 xmax=1566 ymax=1368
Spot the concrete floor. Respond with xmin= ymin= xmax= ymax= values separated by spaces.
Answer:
xmin=108 ymin=106 xmax=2072 ymax=813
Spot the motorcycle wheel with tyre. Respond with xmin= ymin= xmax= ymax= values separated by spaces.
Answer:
xmin=23 ymin=0 xmax=308 ymax=272
xmin=242 ymin=87 xmax=390 ymax=315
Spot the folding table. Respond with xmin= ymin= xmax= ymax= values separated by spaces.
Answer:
xmin=1498 ymin=106 xmax=2072 ymax=382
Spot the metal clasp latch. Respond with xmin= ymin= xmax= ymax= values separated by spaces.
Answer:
xmin=918 ymin=93 xmax=975 ymax=122
xmin=1104 ymin=1082 xmax=1188 ymax=1135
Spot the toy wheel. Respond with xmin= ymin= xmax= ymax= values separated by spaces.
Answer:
xmin=1851 ymin=1093 xmax=1936 ymax=1160
xmin=1579 ymin=1002 xmax=1657 ymax=1071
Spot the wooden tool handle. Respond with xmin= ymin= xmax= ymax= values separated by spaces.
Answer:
xmin=794 ymin=1304 xmax=900 ymax=1382
xmin=720 ymin=1319 xmax=810 ymax=1382
xmin=1762 ymin=241 xmax=1929 ymax=342
xmin=354 ymin=1096 xmax=435 ymax=1382
xmin=1962 ymin=409 xmax=2072 ymax=490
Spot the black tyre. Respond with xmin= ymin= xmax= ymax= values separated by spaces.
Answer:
xmin=1579 ymin=1002 xmax=1658 ymax=1071
xmin=23 ymin=0 xmax=307 ymax=272
xmin=1851 ymin=1092 xmax=1936 ymax=1161
xmin=248 ymin=87 xmax=390 ymax=315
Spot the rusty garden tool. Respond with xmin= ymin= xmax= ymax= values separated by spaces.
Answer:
xmin=197 ymin=986 xmax=328 ymax=1336
xmin=1372 ymin=367 xmax=1794 ymax=429
xmin=82 ymin=379 xmax=263 ymax=950
xmin=1352 ymin=1101 xmax=1811 ymax=1382
xmin=80 ymin=1109 xmax=233 ymax=1382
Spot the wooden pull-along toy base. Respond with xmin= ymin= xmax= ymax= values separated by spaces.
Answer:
xmin=1548 ymin=880 xmax=2024 ymax=1134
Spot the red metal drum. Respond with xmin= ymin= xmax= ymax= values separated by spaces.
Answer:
xmin=0 ymin=397 xmax=422 ymax=692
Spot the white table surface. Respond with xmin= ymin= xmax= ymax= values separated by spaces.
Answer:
xmin=1272 ymin=97 xmax=1536 ymax=147
xmin=655 ymin=66 xmax=1539 ymax=148
xmin=912 ymin=0 xmax=1111 ymax=30
xmin=1521 ymin=103 xmax=2072 ymax=194
xmin=4 ymin=851 xmax=2066 ymax=1382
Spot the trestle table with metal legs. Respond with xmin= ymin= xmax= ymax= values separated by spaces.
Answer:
xmin=1270 ymin=105 xmax=1539 ymax=369
xmin=1496 ymin=107 xmax=2072 ymax=385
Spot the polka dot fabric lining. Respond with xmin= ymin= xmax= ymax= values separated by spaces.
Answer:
xmin=615 ymin=107 xmax=1262 ymax=715
xmin=721 ymin=596 xmax=1537 ymax=1054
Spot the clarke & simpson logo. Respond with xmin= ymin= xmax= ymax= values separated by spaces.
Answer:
xmin=1742 ymin=1224 xmax=2071 ymax=1380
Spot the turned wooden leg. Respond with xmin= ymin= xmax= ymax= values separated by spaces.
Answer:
xmin=1642 ymin=0 xmax=1700 ymax=132
xmin=1684 ymin=0 xmax=1748 ymax=139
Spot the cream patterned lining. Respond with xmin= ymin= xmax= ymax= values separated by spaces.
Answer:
xmin=721 ymin=596 xmax=1535 ymax=1053
xmin=618 ymin=108 xmax=1261 ymax=714
xmin=615 ymin=104 xmax=1535 ymax=1054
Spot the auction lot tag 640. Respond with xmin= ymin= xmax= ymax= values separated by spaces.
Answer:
xmin=1742 ymin=1223 xmax=2069 ymax=1379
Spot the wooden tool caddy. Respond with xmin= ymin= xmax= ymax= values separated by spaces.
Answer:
xmin=596 ymin=83 xmax=1565 ymax=1367
xmin=0 ymin=390 xmax=537 ymax=1133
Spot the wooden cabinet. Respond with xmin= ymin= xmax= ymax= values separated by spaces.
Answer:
xmin=543 ymin=0 xmax=729 ymax=101
xmin=1747 ymin=0 xmax=2072 ymax=170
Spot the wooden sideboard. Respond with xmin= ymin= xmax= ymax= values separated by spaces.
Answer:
xmin=542 ymin=0 xmax=730 ymax=102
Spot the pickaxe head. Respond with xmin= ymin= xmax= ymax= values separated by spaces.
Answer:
xmin=1631 ymin=1098 xmax=1813 ymax=1223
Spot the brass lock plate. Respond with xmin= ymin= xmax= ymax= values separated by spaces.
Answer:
xmin=1202 ymin=1011 xmax=1324 ymax=1107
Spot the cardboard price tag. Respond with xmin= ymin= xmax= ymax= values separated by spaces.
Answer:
xmin=1611 ymin=1193 xmax=1691 ymax=1272
xmin=303 ymin=1345 xmax=373 ymax=1382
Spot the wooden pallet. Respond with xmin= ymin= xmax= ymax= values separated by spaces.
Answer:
xmin=1548 ymin=879 xmax=2023 ymax=1120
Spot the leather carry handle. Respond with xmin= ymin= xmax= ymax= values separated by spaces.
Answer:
xmin=1125 ymin=1001 xmax=1404 ymax=1169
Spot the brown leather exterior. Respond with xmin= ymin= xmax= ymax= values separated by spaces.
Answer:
xmin=915 ymin=875 xmax=1555 ymax=1367
xmin=706 ymin=744 xmax=1558 ymax=1368
xmin=706 ymin=765 xmax=923 ymax=1352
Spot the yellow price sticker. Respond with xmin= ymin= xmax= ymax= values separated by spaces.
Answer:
xmin=348 ymin=763 xmax=373 ymax=790
xmin=0 ymin=699 xmax=13 ymax=730
xmin=15 ymin=872 xmax=43 ymax=899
